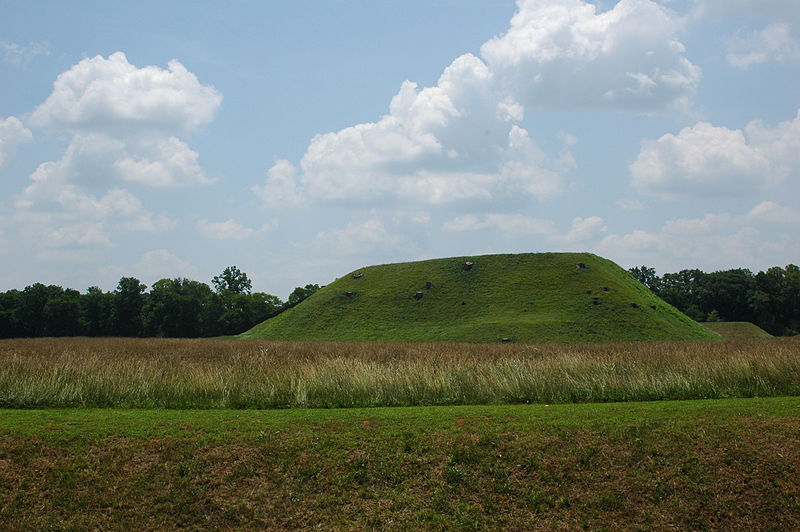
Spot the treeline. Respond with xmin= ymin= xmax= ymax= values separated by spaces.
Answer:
xmin=0 ymin=266 xmax=320 ymax=339
xmin=629 ymin=264 xmax=800 ymax=336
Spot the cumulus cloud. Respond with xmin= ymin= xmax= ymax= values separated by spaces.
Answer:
xmin=30 ymin=52 xmax=220 ymax=135
xmin=597 ymin=202 xmax=800 ymax=271
xmin=255 ymin=0 xmax=697 ymax=209
xmin=481 ymin=0 xmax=701 ymax=111
xmin=197 ymin=218 xmax=276 ymax=240
xmin=26 ymin=52 xmax=220 ymax=190
xmin=726 ymin=23 xmax=800 ymax=68
xmin=12 ymin=52 xmax=219 ymax=253
xmin=252 ymin=159 xmax=304 ymax=208
xmin=257 ymin=55 xmax=565 ymax=207
xmin=631 ymin=110 xmax=800 ymax=197
xmin=0 ymin=116 xmax=32 ymax=166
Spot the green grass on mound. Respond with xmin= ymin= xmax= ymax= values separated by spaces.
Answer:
xmin=703 ymin=321 xmax=774 ymax=340
xmin=242 ymin=252 xmax=717 ymax=343
xmin=1 ymin=398 xmax=798 ymax=530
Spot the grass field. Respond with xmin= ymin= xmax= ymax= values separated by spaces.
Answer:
xmin=703 ymin=321 xmax=774 ymax=340
xmin=1 ymin=398 xmax=798 ymax=530
xmin=1 ymin=336 xmax=798 ymax=409
xmin=242 ymin=252 xmax=718 ymax=343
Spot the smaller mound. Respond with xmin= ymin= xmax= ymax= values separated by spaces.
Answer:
xmin=702 ymin=322 xmax=773 ymax=340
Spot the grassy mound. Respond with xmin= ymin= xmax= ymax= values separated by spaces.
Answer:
xmin=242 ymin=252 xmax=717 ymax=343
xmin=702 ymin=321 xmax=773 ymax=340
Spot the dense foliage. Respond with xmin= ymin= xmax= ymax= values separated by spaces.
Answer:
xmin=0 ymin=267 xmax=315 ymax=339
xmin=629 ymin=264 xmax=800 ymax=336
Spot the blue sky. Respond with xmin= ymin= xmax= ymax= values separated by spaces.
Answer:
xmin=1 ymin=0 xmax=798 ymax=299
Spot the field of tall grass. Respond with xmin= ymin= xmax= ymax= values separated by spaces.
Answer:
xmin=1 ymin=336 xmax=798 ymax=408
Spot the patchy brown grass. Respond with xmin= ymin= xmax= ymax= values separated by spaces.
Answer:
xmin=0 ymin=400 xmax=798 ymax=530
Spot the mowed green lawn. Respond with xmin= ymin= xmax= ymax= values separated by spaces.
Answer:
xmin=2 ymin=397 xmax=799 ymax=530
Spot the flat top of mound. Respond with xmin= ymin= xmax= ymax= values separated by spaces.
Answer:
xmin=241 ymin=252 xmax=718 ymax=343
xmin=701 ymin=322 xmax=773 ymax=340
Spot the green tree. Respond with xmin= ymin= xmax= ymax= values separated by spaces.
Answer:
xmin=750 ymin=267 xmax=786 ymax=334
xmin=19 ymin=283 xmax=65 ymax=337
xmin=145 ymin=278 xmax=219 ymax=338
xmin=43 ymin=288 xmax=84 ymax=336
xmin=784 ymin=264 xmax=800 ymax=334
xmin=698 ymin=269 xmax=755 ymax=323
xmin=217 ymin=292 xmax=283 ymax=335
xmin=212 ymin=266 xmax=252 ymax=295
xmin=82 ymin=286 xmax=115 ymax=337
xmin=288 ymin=284 xmax=321 ymax=306
xmin=628 ymin=266 xmax=661 ymax=293
xmin=113 ymin=277 xmax=147 ymax=337
xmin=0 ymin=290 xmax=24 ymax=338
xmin=659 ymin=269 xmax=706 ymax=321
xmin=249 ymin=292 xmax=283 ymax=322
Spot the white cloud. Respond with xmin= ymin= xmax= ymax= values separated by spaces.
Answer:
xmin=114 ymin=137 xmax=211 ymax=187
xmin=396 ymin=211 xmax=431 ymax=225
xmin=662 ymin=212 xmax=736 ymax=234
xmin=25 ymin=52 xmax=220 ymax=189
xmin=727 ymin=23 xmax=800 ymax=68
xmin=0 ymin=41 xmax=50 ymax=64
xmin=747 ymin=201 xmax=800 ymax=224
xmin=0 ymin=116 xmax=32 ymax=166
xmin=252 ymin=159 xmax=304 ymax=208
xmin=19 ymin=133 xmax=212 ymax=193
xmin=631 ymin=110 xmax=800 ymax=197
xmin=103 ymin=249 xmax=199 ymax=285
xmin=14 ymin=187 xmax=175 ymax=250
xmin=615 ymin=198 xmax=644 ymax=210
xmin=597 ymin=203 xmax=800 ymax=272
xmin=257 ymin=67 xmax=567 ymax=206
xmin=555 ymin=216 xmax=608 ymax=245
xmin=481 ymin=0 xmax=701 ymax=111
xmin=441 ymin=213 xmax=607 ymax=249
xmin=30 ymin=52 xmax=220 ymax=135
xmin=43 ymin=222 xmax=111 ymax=248
xmin=443 ymin=213 xmax=556 ymax=234
xmin=311 ymin=218 xmax=407 ymax=257
xmin=692 ymin=0 xmax=800 ymax=23
xmin=255 ymin=0 xmax=697 ymax=209
xmin=197 ymin=218 xmax=275 ymax=240
xmin=10 ymin=52 xmax=218 ymax=254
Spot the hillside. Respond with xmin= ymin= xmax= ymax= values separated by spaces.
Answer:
xmin=702 ymin=321 xmax=773 ymax=340
xmin=241 ymin=252 xmax=719 ymax=343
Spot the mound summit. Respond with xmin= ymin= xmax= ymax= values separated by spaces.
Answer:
xmin=241 ymin=252 xmax=718 ymax=343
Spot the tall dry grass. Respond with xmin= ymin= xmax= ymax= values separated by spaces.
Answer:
xmin=0 ymin=337 xmax=798 ymax=408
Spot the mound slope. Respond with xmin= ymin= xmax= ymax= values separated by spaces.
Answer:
xmin=702 ymin=322 xmax=773 ymax=340
xmin=241 ymin=252 xmax=718 ymax=343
